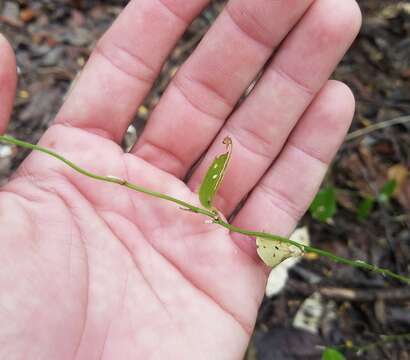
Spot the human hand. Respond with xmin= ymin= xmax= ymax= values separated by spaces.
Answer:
xmin=0 ymin=0 xmax=361 ymax=358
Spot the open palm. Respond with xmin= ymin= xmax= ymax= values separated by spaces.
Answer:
xmin=0 ymin=0 xmax=361 ymax=359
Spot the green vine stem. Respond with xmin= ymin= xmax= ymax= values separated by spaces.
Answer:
xmin=1 ymin=134 xmax=410 ymax=286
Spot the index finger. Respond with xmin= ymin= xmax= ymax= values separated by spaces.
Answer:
xmin=0 ymin=35 xmax=17 ymax=134
xmin=54 ymin=0 xmax=210 ymax=142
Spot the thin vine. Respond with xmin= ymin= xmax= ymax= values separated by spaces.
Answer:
xmin=1 ymin=134 xmax=409 ymax=285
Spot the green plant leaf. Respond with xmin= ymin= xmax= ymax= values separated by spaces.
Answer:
xmin=256 ymin=236 xmax=302 ymax=267
xmin=199 ymin=137 xmax=232 ymax=210
xmin=357 ymin=196 xmax=375 ymax=221
xmin=322 ymin=347 xmax=346 ymax=360
xmin=378 ymin=179 xmax=397 ymax=203
xmin=309 ymin=187 xmax=337 ymax=222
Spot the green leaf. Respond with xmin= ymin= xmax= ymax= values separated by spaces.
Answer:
xmin=357 ymin=196 xmax=375 ymax=221
xmin=378 ymin=179 xmax=397 ymax=203
xmin=309 ymin=187 xmax=337 ymax=222
xmin=256 ymin=236 xmax=302 ymax=267
xmin=199 ymin=137 xmax=232 ymax=210
xmin=322 ymin=347 xmax=346 ymax=360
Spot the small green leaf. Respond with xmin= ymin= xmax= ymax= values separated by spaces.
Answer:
xmin=322 ymin=348 xmax=346 ymax=360
xmin=310 ymin=187 xmax=337 ymax=222
xmin=199 ymin=137 xmax=232 ymax=210
xmin=256 ymin=237 xmax=302 ymax=267
xmin=357 ymin=196 xmax=375 ymax=221
xmin=378 ymin=179 xmax=397 ymax=203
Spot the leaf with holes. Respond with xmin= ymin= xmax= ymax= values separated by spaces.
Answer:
xmin=199 ymin=137 xmax=232 ymax=210
xmin=256 ymin=236 xmax=303 ymax=267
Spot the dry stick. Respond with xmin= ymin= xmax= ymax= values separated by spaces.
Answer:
xmin=346 ymin=115 xmax=410 ymax=141
xmin=1 ymin=134 xmax=410 ymax=286
xmin=288 ymin=280 xmax=410 ymax=302
xmin=337 ymin=333 xmax=410 ymax=355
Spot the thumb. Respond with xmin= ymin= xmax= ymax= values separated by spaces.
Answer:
xmin=0 ymin=34 xmax=17 ymax=134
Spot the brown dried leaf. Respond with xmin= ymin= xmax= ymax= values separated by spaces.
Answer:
xmin=388 ymin=164 xmax=409 ymax=194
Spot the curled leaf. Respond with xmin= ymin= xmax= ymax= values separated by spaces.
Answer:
xmin=310 ymin=187 xmax=337 ymax=222
xmin=378 ymin=179 xmax=397 ymax=203
xmin=199 ymin=137 xmax=232 ymax=210
xmin=256 ymin=236 xmax=303 ymax=268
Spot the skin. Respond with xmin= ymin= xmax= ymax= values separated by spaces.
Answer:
xmin=0 ymin=0 xmax=361 ymax=359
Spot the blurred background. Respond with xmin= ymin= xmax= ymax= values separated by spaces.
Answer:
xmin=0 ymin=0 xmax=409 ymax=359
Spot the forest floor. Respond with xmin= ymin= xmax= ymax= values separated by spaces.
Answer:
xmin=1 ymin=0 xmax=409 ymax=359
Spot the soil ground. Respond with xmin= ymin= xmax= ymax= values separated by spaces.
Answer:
xmin=1 ymin=1 xmax=409 ymax=359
